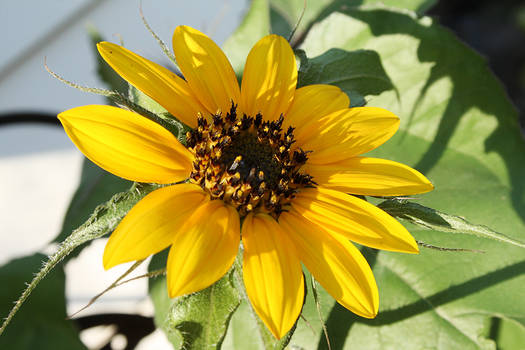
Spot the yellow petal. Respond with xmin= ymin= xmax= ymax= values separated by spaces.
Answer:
xmin=284 ymin=84 xmax=349 ymax=130
xmin=305 ymin=157 xmax=434 ymax=196
xmin=103 ymin=184 xmax=208 ymax=269
xmin=58 ymin=105 xmax=193 ymax=184
xmin=292 ymin=187 xmax=419 ymax=253
xmin=97 ymin=42 xmax=204 ymax=128
xmin=167 ymin=200 xmax=240 ymax=298
xmin=172 ymin=25 xmax=240 ymax=115
xmin=295 ymin=107 xmax=399 ymax=164
xmin=279 ymin=210 xmax=379 ymax=318
xmin=242 ymin=213 xmax=304 ymax=339
xmin=240 ymin=34 xmax=297 ymax=120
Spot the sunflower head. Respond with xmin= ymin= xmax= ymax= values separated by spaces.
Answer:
xmin=57 ymin=24 xmax=434 ymax=340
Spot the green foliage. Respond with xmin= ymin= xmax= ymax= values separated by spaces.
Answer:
xmin=269 ymin=0 xmax=437 ymax=43
xmin=148 ymin=252 xmax=242 ymax=349
xmin=0 ymin=182 xmax=157 ymax=337
xmin=128 ymin=85 xmax=190 ymax=141
xmin=280 ymin=6 xmax=525 ymax=349
xmin=222 ymin=0 xmax=271 ymax=75
xmin=3 ymin=1 xmax=524 ymax=349
xmin=297 ymin=48 xmax=395 ymax=107
xmin=378 ymin=199 xmax=525 ymax=248
xmin=147 ymin=2 xmax=525 ymax=349
xmin=149 ymin=252 xmax=294 ymax=350
xmin=0 ymin=254 xmax=86 ymax=349
xmin=495 ymin=318 xmax=525 ymax=350
xmin=270 ymin=0 xmax=332 ymax=39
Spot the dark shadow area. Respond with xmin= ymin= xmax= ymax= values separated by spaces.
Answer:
xmin=429 ymin=0 xmax=525 ymax=130
xmin=175 ymin=321 xmax=203 ymax=349
xmin=74 ymin=313 xmax=155 ymax=350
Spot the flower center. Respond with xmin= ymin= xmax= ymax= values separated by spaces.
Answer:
xmin=186 ymin=104 xmax=314 ymax=218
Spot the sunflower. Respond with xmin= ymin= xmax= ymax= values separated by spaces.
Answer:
xmin=58 ymin=25 xmax=433 ymax=339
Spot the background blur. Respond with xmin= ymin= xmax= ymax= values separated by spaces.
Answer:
xmin=2 ymin=0 xmax=525 ymax=349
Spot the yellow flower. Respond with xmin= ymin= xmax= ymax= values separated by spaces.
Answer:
xmin=58 ymin=26 xmax=433 ymax=339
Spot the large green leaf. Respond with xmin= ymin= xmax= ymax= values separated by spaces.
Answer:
xmin=0 ymin=254 xmax=86 ymax=350
xmin=276 ymin=6 xmax=525 ymax=349
xmin=270 ymin=0 xmax=437 ymax=42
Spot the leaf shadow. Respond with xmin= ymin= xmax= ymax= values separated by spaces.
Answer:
xmin=318 ymin=259 xmax=525 ymax=350
xmin=299 ymin=4 xmax=525 ymax=225
xmin=340 ymin=8 xmax=525 ymax=225
xmin=175 ymin=321 xmax=203 ymax=349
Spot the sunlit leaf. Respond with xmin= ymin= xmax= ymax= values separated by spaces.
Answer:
xmin=279 ymin=6 xmax=525 ymax=349
xmin=270 ymin=0 xmax=437 ymax=43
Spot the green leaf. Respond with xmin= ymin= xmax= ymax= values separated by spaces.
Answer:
xmin=128 ymin=85 xmax=189 ymax=141
xmin=494 ymin=318 xmax=525 ymax=350
xmin=128 ymin=84 xmax=169 ymax=116
xmin=371 ymin=0 xmax=436 ymax=13
xmin=168 ymin=272 xmax=241 ymax=350
xmin=0 ymin=254 xmax=86 ymax=349
xmin=270 ymin=0 xmax=332 ymax=41
xmin=270 ymin=0 xmax=437 ymax=45
xmin=222 ymin=0 xmax=271 ymax=75
xmin=378 ymin=199 xmax=525 ymax=249
xmin=148 ymin=252 xmax=242 ymax=350
xmin=297 ymin=47 xmax=395 ymax=106
xmin=282 ymin=6 xmax=525 ymax=349
xmin=0 ymin=182 xmax=157 ymax=336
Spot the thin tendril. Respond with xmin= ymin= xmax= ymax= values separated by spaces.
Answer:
xmin=417 ymin=240 xmax=485 ymax=253
xmin=287 ymin=0 xmax=307 ymax=43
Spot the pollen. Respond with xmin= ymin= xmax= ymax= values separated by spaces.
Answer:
xmin=186 ymin=103 xmax=314 ymax=217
